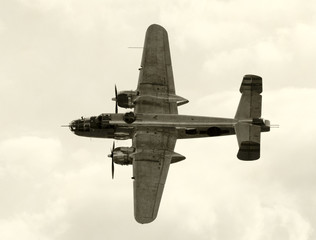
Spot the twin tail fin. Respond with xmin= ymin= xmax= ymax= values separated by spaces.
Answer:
xmin=234 ymin=75 xmax=270 ymax=160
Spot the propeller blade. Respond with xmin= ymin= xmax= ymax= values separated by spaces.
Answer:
xmin=109 ymin=141 xmax=115 ymax=179
xmin=112 ymin=141 xmax=115 ymax=154
xmin=112 ymin=158 xmax=114 ymax=179
xmin=115 ymin=85 xmax=118 ymax=114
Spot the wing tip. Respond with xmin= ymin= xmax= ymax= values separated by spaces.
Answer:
xmin=147 ymin=24 xmax=167 ymax=33
xmin=134 ymin=214 xmax=157 ymax=224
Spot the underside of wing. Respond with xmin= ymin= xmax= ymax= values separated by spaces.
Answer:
xmin=133 ymin=128 xmax=177 ymax=223
xmin=135 ymin=24 xmax=178 ymax=114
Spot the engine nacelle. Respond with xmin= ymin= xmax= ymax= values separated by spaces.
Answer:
xmin=115 ymin=91 xmax=137 ymax=109
xmin=112 ymin=147 xmax=135 ymax=165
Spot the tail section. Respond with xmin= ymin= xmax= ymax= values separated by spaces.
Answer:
xmin=235 ymin=123 xmax=261 ymax=160
xmin=235 ymin=75 xmax=262 ymax=119
xmin=234 ymin=75 xmax=269 ymax=160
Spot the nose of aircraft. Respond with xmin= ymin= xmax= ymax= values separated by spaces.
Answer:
xmin=69 ymin=120 xmax=76 ymax=131
xmin=69 ymin=118 xmax=90 ymax=132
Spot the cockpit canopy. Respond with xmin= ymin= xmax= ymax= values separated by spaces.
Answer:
xmin=70 ymin=114 xmax=111 ymax=131
xmin=70 ymin=117 xmax=89 ymax=132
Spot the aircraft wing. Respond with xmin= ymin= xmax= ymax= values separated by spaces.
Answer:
xmin=135 ymin=24 xmax=178 ymax=114
xmin=133 ymin=127 xmax=177 ymax=224
xmin=132 ymin=24 xmax=179 ymax=223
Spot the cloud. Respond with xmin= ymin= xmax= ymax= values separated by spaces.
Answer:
xmin=0 ymin=136 xmax=133 ymax=240
xmin=0 ymin=199 xmax=68 ymax=240
xmin=1 ymin=85 xmax=315 ymax=239
xmin=170 ymin=87 xmax=316 ymax=239
xmin=0 ymin=136 xmax=67 ymax=239
xmin=158 ymin=0 xmax=316 ymax=93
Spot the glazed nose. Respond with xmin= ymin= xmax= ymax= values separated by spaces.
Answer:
xmin=69 ymin=118 xmax=90 ymax=132
xmin=69 ymin=120 xmax=77 ymax=131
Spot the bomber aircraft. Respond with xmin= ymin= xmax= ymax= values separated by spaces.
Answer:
xmin=67 ymin=24 xmax=271 ymax=224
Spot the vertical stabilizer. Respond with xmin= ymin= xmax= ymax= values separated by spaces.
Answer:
xmin=235 ymin=123 xmax=261 ymax=160
xmin=235 ymin=75 xmax=262 ymax=120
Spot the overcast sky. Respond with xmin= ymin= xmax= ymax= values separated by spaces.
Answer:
xmin=1 ymin=0 xmax=316 ymax=239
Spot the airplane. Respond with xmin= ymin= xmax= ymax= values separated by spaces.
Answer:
xmin=67 ymin=24 xmax=271 ymax=224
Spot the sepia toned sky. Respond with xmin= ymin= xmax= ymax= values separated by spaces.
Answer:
xmin=1 ymin=0 xmax=316 ymax=239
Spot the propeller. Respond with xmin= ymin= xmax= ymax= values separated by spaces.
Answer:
xmin=115 ymin=85 xmax=118 ymax=114
xmin=108 ymin=141 xmax=115 ymax=179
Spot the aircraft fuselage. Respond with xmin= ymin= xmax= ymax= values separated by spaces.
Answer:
xmin=70 ymin=112 xmax=269 ymax=140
